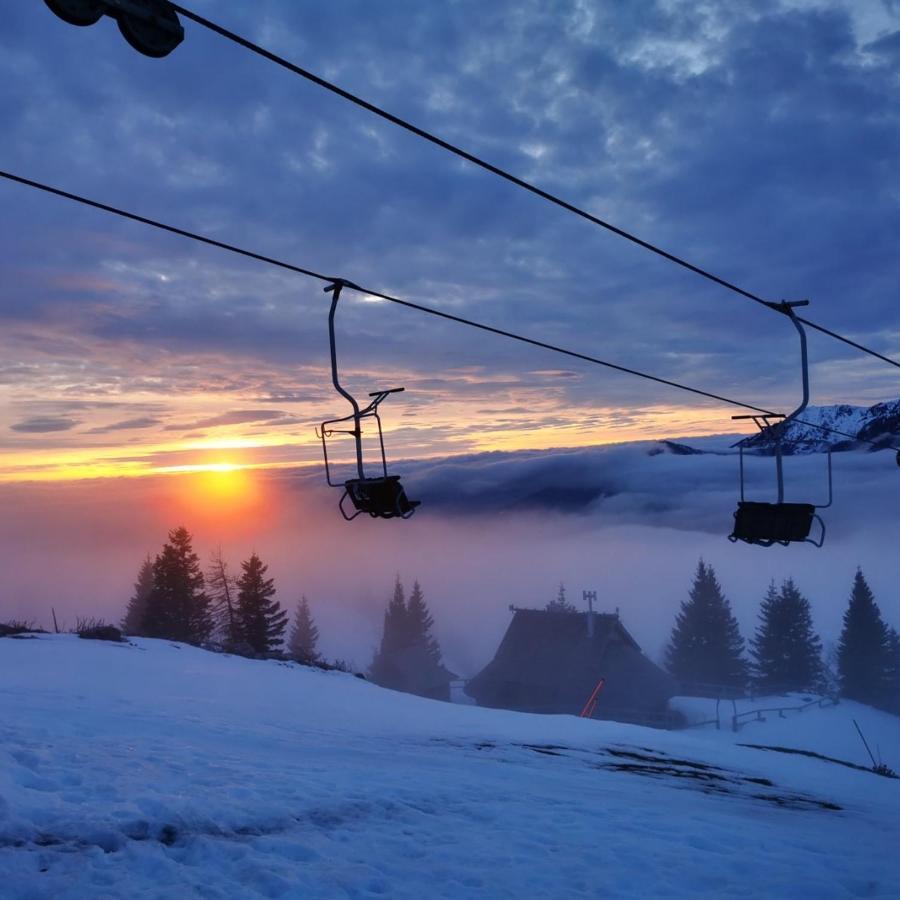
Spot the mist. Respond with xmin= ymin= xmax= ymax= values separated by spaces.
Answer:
xmin=1 ymin=439 xmax=897 ymax=677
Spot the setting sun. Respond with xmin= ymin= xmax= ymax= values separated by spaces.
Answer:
xmin=157 ymin=463 xmax=267 ymax=530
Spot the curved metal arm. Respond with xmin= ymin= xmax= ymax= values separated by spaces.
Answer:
xmin=325 ymin=281 xmax=364 ymax=479
xmin=780 ymin=302 xmax=810 ymax=427
xmin=773 ymin=300 xmax=811 ymax=503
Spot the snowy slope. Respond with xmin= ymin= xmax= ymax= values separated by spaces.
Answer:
xmin=670 ymin=694 xmax=900 ymax=767
xmin=2 ymin=636 xmax=899 ymax=899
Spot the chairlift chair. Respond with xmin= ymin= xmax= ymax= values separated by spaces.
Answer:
xmin=728 ymin=301 xmax=832 ymax=548
xmin=317 ymin=280 xmax=420 ymax=521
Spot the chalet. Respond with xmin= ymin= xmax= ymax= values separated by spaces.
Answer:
xmin=465 ymin=606 xmax=676 ymax=725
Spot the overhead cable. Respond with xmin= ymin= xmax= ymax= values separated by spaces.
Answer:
xmin=167 ymin=3 xmax=900 ymax=372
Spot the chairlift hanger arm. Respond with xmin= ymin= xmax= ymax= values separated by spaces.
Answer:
xmin=325 ymin=280 xmax=365 ymax=479
xmin=730 ymin=301 xmax=811 ymax=450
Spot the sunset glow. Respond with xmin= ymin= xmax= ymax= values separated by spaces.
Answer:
xmin=0 ymin=396 xmax=745 ymax=485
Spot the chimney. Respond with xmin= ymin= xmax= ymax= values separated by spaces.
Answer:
xmin=583 ymin=590 xmax=597 ymax=638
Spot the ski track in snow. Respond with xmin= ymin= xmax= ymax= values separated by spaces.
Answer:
xmin=1 ymin=636 xmax=898 ymax=899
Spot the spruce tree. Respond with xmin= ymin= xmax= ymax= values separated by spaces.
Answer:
xmin=370 ymin=578 xmax=450 ymax=699
xmin=546 ymin=582 xmax=577 ymax=613
xmin=405 ymin=580 xmax=449 ymax=696
xmin=369 ymin=577 xmax=408 ymax=690
xmin=750 ymin=578 xmax=823 ymax=694
xmin=665 ymin=560 xmax=748 ymax=692
xmin=122 ymin=555 xmax=154 ymax=635
xmin=838 ymin=569 xmax=890 ymax=705
xmin=142 ymin=527 xmax=212 ymax=644
xmin=288 ymin=596 xmax=320 ymax=664
xmin=235 ymin=553 xmax=288 ymax=655
xmin=207 ymin=547 xmax=241 ymax=650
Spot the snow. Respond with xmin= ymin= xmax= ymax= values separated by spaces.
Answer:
xmin=670 ymin=694 xmax=900 ymax=767
xmin=2 ymin=635 xmax=899 ymax=898
xmin=743 ymin=400 xmax=900 ymax=454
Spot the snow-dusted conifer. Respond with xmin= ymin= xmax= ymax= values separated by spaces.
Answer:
xmin=838 ymin=569 xmax=890 ymax=705
xmin=288 ymin=596 xmax=320 ymax=664
xmin=236 ymin=553 xmax=287 ymax=655
xmin=369 ymin=576 xmax=408 ymax=689
xmin=665 ymin=560 xmax=747 ymax=692
xmin=122 ymin=555 xmax=153 ymax=635
xmin=142 ymin=527 xmax=212 ymax=645
xmin=207 ymin=546 xmax=241 ymax=650
xmin=750 ymin=578 xmax=823 ymax=693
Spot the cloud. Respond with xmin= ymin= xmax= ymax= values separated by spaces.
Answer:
xmin=2 ymin=436 xmax=898 ymax=675
xmin=84 ymin=416 xmax=162 ymax=434
xmin=162 ymin=409 xmax=289 ymax=431
xmin=397 ymin=438 xmax=897 ymax=537
xmin=10 ymin=415 xmax=79 ymax=433
xmin=3 ymin=1 xmax=900 ymax=465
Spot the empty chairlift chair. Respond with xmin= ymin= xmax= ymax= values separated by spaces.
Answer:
xmin=728 ymin=301 xmax=832 ymax=548
xmin=317 ymin=280 xmax=420 ymax=521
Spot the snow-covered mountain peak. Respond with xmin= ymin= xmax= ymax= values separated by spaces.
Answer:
xmin=742 ymin=398 xmax=900 ymax=454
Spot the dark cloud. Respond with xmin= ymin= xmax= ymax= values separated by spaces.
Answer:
xmin=395 ymin=437 xmax=897 ymax=537
xmin=84 ymin=416 xmax=162 ymax=434
xmin=162 ymin=409 xmax=289 ymax=431
xmin=11 ymin=415 xmax=79 ymax=433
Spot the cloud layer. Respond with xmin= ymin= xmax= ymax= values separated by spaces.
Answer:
xmin=3 ymin=437 xmax=896 ymax=678
xmin=2 ymin=1 xmax=900 ymax=476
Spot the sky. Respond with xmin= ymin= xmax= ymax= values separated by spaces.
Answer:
xmin=1 ymin=1 xmax=899 ymax=670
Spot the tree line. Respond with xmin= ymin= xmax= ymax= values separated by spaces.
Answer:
xmin=122 ymin=526 xmax=320 ymax=663
xmin=120 ymin=529 xmax=898 ymax=715
xmin=369 ymin=576 xmax=452 ymax=700
xmin=666 ymin=559 xmax=900 ymax=712
xmin=120 ymin=527 xmax=450 ymax=698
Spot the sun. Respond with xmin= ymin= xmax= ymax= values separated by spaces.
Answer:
xmin=158 ymin=462 xmax=267 ymax=529
xmin=197 ymin=465 xmax=253 ymax=504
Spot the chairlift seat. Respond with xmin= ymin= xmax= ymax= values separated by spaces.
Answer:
xmin=730 ymin=501 xmax=816 ymax=545
xmin=342 ymin=475 xmax=420 ymax=519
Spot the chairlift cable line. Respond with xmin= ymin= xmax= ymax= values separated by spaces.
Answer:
xmin=3 ymin=167 xmax=898 ymax=453
xmin=0 ymin=168 xmax=773 ymax=415
xmin=167 ymin=2 xmax=900 ymax=373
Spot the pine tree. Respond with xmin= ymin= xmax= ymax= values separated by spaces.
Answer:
xmin=546 ymin=582 xmax=577 ymax=613
xmin=750 ymin=578 xmax=823 ymax=694
xmin=838 ymin=569 xmax=891 ymax=705
xmin=405 ymin=580 xmax=447 ymax=682
xmin=122 ymin=555 xmax=153 ymax=635
xmin=369 ymin=576 xmax=408 ymax=690
xmin=207 ymin=546 xmax=240 ymax=649
xmin=665 ymin=559 xmax=748 ymax=692
xmin=141 ymin=527 xmax=212 ymax=644
xmin=370 ymin=578 xmax=450 ymax=699
xmin=235 ymin=553 xmax=287 ymax=655
xmin=288 ymin=596 xmax=320 ymax=664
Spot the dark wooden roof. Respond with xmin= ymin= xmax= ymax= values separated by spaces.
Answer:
xmin=466 ymin=607 xmax=675 ymax=718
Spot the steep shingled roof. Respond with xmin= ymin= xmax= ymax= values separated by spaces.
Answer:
xmin=466 ymin=607 xmax=675 ymax=721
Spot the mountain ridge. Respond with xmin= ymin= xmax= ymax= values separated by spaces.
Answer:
xmin=732 ymin=398 xmax=900 ymax=455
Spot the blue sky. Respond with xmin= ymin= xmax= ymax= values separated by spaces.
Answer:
xmin=2 ymin=0 xmax=900 ymax=480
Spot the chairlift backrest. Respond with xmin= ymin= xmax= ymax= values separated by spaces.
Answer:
xmin=341 ymin=476 xmax=420 ymax=521
xmin=730 ymin=501 xmax=821 ymax=547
